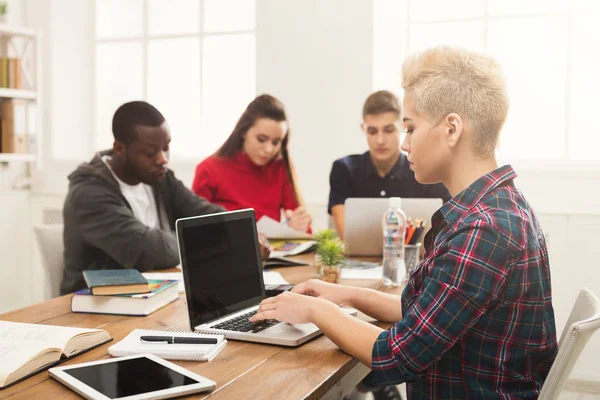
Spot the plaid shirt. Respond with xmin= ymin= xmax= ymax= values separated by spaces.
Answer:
xmin=367 ymin=165 xmax=557 ymax=399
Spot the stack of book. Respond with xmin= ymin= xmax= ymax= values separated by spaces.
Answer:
xmin=71 ymin=269 xmax=179 ymax=316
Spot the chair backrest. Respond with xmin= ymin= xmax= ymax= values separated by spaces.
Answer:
xmin=33 ymin=224 xmax=65 ymax=298
xmin=539 ymin=288 xmax=600 ymax=399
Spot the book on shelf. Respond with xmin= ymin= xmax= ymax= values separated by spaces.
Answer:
xmin=83 ymin=269 xmax=150 ymax=295
xmin=0 ymin=320 xmax=112 ymax=389
xmin=108 ymin=329 xmax=227 ymax=362
xmin=0 ymin=57 xmax=22 ymax=89
xmin=0 ymin=98 xmax=30 ymax=154
xmin=71 ymin=279 xmax=179 ymax=316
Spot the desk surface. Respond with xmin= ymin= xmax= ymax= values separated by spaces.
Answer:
xmin=0 ymin=254 xmax=401 ymax=400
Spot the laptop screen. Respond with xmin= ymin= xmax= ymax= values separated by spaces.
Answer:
xmin=177 ymin=210 xmax=265 ymax=328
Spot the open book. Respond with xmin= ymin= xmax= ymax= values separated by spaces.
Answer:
xmin=108 ymin=329 xmax=227 ymax=362
xmin=269 ymin=240 xmax=317 ymax=258
xmin=0 ymin=320 xmax=112 ymax=388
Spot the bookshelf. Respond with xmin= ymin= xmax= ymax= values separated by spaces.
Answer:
xmin=0 ymin=23 xmax=39 ymax=164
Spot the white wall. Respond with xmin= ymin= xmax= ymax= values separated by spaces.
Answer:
xmin=1 ymin=0 xmax=600 ymax=385
xmin=256 ymin=0 xmax=374 ymax=206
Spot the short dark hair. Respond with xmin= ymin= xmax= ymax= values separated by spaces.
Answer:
xmin=362 ymin=90 xmax=401 ymax=119
xmin=112 ymin=101 xmax=166 ymax=144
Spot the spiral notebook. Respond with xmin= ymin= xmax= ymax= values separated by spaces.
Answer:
xmin=108 ymin=329 xmax=227 ymax=361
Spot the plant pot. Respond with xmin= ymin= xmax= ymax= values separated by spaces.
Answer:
xmin=314 ymin=253 xmax=322 ymax=278
xmin=320 ymin=263 xmax=342 ymax=284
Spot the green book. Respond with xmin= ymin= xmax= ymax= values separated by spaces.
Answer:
xmin=82 ymin=269 xmax=149 ymax=295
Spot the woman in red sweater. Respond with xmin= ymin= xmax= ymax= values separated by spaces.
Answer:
xmin=192 ymin=94 xmax=312 ymax=232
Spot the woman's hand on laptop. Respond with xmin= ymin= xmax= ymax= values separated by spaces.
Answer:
xmin=249 ymin=291 xmax=334 ymax=325
xmin=291 ymin=279 xmax=352 ymax=307
xmin=284 ymin=206 xmax=312 ymax=232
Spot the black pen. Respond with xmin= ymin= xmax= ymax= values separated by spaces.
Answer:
xmin=140 ymin=335 xmax=218 ymax=345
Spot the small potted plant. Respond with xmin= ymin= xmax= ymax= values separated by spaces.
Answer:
xmin=317 ymin=238 xmax=345 ymax=284
xmin=0 ymin=2 xmax=7 ymax=24
xmin=313 ymin=229 xmax=337 ymax=277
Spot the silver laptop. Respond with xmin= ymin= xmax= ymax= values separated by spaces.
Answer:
xmin=344 ymin=197 xmax=444 ymax=256
xmin=176 ymin=209 xmax=321 ymax=347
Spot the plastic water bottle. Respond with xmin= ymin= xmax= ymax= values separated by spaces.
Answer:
xmin=382 ymin=197 xmax=407 ymax=287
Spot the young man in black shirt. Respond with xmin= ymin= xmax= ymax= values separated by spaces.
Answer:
xmin=328 ymin=90 xmax=450 ymax=239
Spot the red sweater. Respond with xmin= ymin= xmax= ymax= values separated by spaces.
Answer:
xmin=192 ymin=152 xmax=300 ymax=224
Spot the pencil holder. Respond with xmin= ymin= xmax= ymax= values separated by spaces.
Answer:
xmin=404 ymin=243 xmax=421 ymax=278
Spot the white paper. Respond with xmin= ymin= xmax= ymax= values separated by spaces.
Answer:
xmin=341 ymin=266 xmax=383 ymax=280
xmin=256 ymin=216 xmax=315 ymax=239
xmin=143 ymin=270 xmax=289 ymax=290
xmin=262 ymin=271 xmax=289 ymax=285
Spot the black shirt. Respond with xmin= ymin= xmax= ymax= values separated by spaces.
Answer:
xmin=327 ymin=151 xmax=451 ymax=213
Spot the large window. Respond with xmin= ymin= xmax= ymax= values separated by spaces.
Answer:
xmin=94 ymin=0 xmax=256 ymax=159
xmin=375 ymin=0 xmax=600 ymax=162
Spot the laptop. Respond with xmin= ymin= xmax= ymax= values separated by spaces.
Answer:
xmin=344 ymin=197 xmax=444 ymax=256
xmin=176 ymin=209 xmax=321 ymax=347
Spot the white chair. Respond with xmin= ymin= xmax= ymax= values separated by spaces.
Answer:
xmin=33 ymin=224 xmax=65 ymax=298
xmin=539 ymin=288 xmax=600 ymax=399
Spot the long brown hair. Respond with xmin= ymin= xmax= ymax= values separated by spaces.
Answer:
xmin=215 ymin=94 xmax=303 ymax=205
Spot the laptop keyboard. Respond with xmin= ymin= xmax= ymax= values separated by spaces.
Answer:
xmin=211 ymin=310 xmax=280 ymax=333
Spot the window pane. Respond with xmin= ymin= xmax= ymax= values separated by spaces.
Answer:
xmin=202 ymin=34 xmax=256 ymax=157
xmin=373 ymin=0 xmax=406 ymax=91
xmin=204 ymin=0 xmax=255 ymax=32
xmin=95 ymin=42 xmax=144 ymax=150
xmin=487 ymin=0 xmax=568 ymax=16
xmin=147 ymin=0 xmax=200 ymax=36
xmin=408 ymin=0 xmax=483 ymax=22
xmin=147 ymin=38 xmax=202 ymax=158
xmin=409 ymin=21 xmax=485 ymax=53
xmin=569 ymin=0 xmax=600 ymax=160
xmin=488 ymin=17 xmax=567 ymax=159
xmin=95 ymin=0 xmax=143 ymax=39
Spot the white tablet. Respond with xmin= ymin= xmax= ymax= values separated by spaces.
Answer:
xmin=49 ymin=354 xmax=216 ymax=400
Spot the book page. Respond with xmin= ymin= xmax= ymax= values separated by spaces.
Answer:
xmin=0 ymin=321 xmax=69 ymax=386
xmin=0 ymin=321 xmax=107 ymax=364
xmin=256 ymin=216 xmax=315 ymax=239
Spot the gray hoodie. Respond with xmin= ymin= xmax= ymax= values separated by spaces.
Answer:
xmin=61 ymin=150 xmax=224 ymax=294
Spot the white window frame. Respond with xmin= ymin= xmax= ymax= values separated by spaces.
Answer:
xmin=397 ymin=0 xmax=600 ymax=173
xmin=92 ymin=0 xmax=256 ymax=165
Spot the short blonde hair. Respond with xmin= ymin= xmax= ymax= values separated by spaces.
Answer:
xmin=402 ymin=46 xmax=509 ymax=156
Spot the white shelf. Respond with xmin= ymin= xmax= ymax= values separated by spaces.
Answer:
xmin=0 ymin=24 xmax=36 ymax=38
xmin=0 ymin=153 xmax=36 ymax=162
xmin=0 ymin=88 xmax=36 ymax=100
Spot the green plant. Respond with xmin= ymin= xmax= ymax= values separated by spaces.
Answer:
xmin=314 ymin=228 xmax=337 ymax=245
xmin=316 ymin=238 xmax=345 ymax=267
xmin=0 ymin=2 xmax=7 ymax=16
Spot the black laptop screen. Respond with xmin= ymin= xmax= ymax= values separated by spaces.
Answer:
xmin=179 ymin=212 xmax=264 ymax=327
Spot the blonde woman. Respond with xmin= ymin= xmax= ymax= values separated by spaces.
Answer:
xmin=251 ymin=47 xmax=557 ymax=399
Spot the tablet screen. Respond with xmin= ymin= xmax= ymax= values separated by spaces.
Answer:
xmin=63 ymin=356 xmax=198 ymax=399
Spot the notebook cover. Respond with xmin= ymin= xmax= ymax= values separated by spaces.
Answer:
xmin=82 ymin=269 xmax=148 ymax=290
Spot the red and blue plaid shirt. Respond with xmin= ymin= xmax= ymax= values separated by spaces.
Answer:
xmin=367 ymin=165 xmax=557 ymax=399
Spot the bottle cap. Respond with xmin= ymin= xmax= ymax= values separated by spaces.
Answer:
xmin=389 ymin=197 xmax=402 ymax=209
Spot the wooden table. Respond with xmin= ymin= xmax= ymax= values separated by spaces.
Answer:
xmin=0 ymin=254 xmax=401 ymax=400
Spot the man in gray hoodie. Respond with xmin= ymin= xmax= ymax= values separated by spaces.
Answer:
xmin=62 ymin=101 xmax=238 ymax=294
